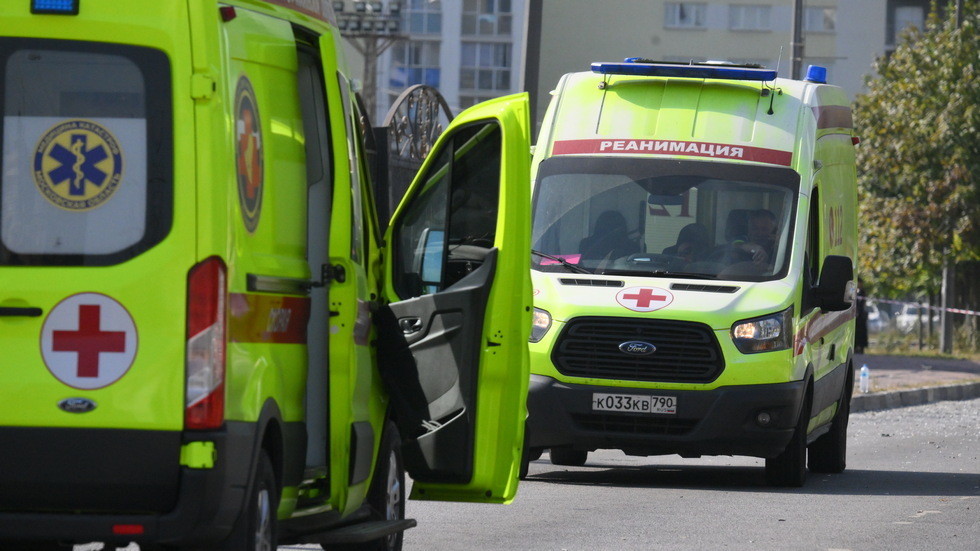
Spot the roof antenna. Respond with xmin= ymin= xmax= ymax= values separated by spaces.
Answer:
xmin=765 ymin=46 xmax=783 ymax=115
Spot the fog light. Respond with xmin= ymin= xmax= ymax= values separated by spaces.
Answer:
xmin=756 ymin=412 xmax=772 ymax=427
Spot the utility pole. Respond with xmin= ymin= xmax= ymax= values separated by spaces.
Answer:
xmin=335 ymin=1 xmax=406 ymax=118
xmin=790 ymin=0 xmax=805 ymax=79
xmin=941 ymin=0 xmax=964 ymax=354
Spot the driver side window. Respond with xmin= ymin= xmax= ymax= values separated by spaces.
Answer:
xmin=392 ymin=122 xmax=501 ymax=299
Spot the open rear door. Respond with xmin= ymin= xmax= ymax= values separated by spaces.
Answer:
xmin=379 ymin=93 xmax=531 ymax=503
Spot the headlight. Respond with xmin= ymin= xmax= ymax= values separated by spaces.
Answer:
xmin=529 ymin=308 xmax=552 ymax=343
xmin=731 ymin=307 xmax=793 ymax=354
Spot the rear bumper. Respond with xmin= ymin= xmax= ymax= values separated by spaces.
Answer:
xmin=0 ymin=422 xmax=255 ymax=546
xmin=526 ymin=375 xmax=806 ymax=459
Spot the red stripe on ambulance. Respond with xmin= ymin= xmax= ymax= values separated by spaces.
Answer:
xmin=552 ymin=138 xmax=793 ymax=166
xmin=228 ymin=294 xmax=311 ymax=344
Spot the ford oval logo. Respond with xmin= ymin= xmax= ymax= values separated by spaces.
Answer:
xmin=619 ymin=341 xmax=657 ymax=355
xmin=58 ymin=398 xmax=97 ymax=414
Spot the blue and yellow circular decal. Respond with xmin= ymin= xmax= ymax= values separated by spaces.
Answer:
xmin=235 ymin=75 xmax=263 ymax=233
xmin=33 ymin=119 xmax=124 ymax=211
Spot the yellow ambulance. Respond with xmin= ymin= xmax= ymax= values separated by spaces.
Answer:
xmin=0 ymin=1 xmax=531 ymax=549
xmin=524 ymin=59 xmax=857 ymax=487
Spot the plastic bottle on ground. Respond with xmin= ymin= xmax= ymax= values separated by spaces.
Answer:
xmin=859 ymin=364 xmax=870 ymax=393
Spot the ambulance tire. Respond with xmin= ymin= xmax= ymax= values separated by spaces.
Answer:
xmin=520 ymin=447 xmax=543 ymax=480
xmin=214 ymin=451 xmax=279 ymax=551
xmin=549 ymin=448 xmax=587 ymax=467
xmin=765 ymin=387 xmax=811 ymax=487
xmin=337 ymin=420 xmax=405 ymax=551
xmin=808 ymin=377 xmax=851 ymax=474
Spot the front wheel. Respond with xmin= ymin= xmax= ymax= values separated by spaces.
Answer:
xmin=549 ymin=448 xmax=587 ymax=467
xmin=344 ymin=420 xmax=405 ymax=551
xmin=765 ymin=389 xmax=810 ymax=487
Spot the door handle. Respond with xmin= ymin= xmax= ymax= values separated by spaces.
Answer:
xmin=0 ymin=307 xmax=43 ymax=317
xmin=398 ymin=317 xmax=423 ymax=335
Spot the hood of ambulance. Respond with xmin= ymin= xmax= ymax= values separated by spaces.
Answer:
xmin=531 ymin=271 xmax=795 ymax=331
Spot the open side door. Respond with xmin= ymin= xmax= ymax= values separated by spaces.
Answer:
xmin=379 ymin=93 xmax=531 ymax=503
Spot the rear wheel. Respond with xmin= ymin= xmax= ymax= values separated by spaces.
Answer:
xmin=765 ymin=388 xmax=811 ymax=487
xmin=218 ymin=451 xmax=278 ymax=551
xmin=549 ymin=448 xmax=587 ymax=467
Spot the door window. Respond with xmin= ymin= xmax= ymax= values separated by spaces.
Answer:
xmin=392 ymin=122 xmax=501 ymax=299
xmin=0 ymin=39 xmax=172 ymax=265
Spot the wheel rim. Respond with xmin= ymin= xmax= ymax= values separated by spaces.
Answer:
xmin=383 ymin=449 xmax=403 ymax=548
xmin=254 ymin=487 xmax=274 ymax=551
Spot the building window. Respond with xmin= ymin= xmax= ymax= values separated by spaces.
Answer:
xmin=804 ymin=7 xmax=836 ymax=33
xmin=460 ymin=42 xmax=512 ymax=93
xmin=664 ymin=3 xmax=707 ymax=29
xmin=888 ymin=2 xmax=928 ymax=46
xmin=404 ymin=0 xmax=442 ymax=35
xmin=462 ymin=0 xmax=513 ymax=36
xmin=389 ymin=40 xmax=441 ymax=90
xmin=729 ymin=5 xmax=771 ymax=31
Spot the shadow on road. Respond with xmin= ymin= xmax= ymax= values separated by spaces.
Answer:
xmin=528 ymin=462 xmax=980 ymax=497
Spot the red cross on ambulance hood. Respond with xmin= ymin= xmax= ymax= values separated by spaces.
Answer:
xmin=616 ymin=286 xmax=674 ymax=312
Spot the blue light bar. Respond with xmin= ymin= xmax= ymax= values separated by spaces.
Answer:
xmin=31 ymin=0 xmax=79 ymax=15
xmin=592 ymin=58 xmax=776 ymax=82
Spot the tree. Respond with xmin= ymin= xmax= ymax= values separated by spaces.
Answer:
xmin=853 ymin=0 xmax=980 ymax=302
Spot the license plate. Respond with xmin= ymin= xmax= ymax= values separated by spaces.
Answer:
xmin=592 ymin=393 xmax=677 ymax=414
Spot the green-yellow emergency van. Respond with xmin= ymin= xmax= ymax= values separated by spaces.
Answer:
xmin=0 ymin=1 xmax=532 ymax=549
xmin=524 ymin=59 xmax=857 ymax=487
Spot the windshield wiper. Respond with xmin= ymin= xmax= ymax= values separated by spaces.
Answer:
xmin=531 ymin=250 xmax=592 ymax=274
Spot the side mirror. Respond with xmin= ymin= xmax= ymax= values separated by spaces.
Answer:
xmin=813 ymin=255 xmax=854 ymax=312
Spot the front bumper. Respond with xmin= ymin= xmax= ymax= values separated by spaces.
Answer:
xmin=526 ymin=375 xmax=806 ymax=459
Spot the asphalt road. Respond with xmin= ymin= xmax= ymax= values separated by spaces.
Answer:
xmin=394 ymin=398 xmax=980 ymax=551
xmin=77 ymin=398 xmax=980 ymax=551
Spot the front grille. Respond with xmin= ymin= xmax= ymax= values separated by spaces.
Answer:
xmin=572 ymin=413 xmax=699 ymax=436
xmin=552 ymin=316 xmax=724 ymax=383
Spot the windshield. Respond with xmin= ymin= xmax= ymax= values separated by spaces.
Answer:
xmin=531 ymin=157 xmax=800 ymax=281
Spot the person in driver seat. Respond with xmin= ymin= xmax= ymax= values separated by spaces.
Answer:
xmin=579 ymin=210 xmax=640 ymax=262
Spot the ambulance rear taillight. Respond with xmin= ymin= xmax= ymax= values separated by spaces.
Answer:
xmin=185 ymin=257 xmax=227 ymax=430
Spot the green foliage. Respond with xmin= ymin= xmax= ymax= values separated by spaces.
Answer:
xmin=854 ymin=0 xmax=980 ymax=297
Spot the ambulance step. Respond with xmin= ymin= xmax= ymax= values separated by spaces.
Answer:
xmin=312 ymin=518 xmax=417 ymax=545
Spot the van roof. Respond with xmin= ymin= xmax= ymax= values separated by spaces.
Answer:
xmin=542 ymin=63 xmax=852 ymax=170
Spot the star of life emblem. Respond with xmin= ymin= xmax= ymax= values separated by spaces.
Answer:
xmin=32 ymin=119 xmax=124 ymax=211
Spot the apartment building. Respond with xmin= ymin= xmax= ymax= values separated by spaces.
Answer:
xmin=336 ymin=1 xmax=931 ymax=126
xmin=523 ymin=0 xmax=933 ymax=127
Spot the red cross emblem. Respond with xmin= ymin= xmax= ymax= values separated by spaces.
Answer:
xmin=616 ymin=286 xmax=674 ymax=312
xmin=41 ymin=293 xmax=138 ymax=390
xmin=52 ymin=304 xmax=126 ymax=378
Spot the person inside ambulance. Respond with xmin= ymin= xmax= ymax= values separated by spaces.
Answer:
xmin=662 ymin=222 xmax=711 ymax=263
xmin=724 ymin=209 xmax=777 ymax=265
xmin=734 ymin=209 xmax=777 ymax=264
xmin=579 ymin=210 xmax=640 ymax=263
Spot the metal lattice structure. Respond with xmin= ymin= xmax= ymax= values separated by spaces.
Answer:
xmin=373 ymin=84 xmax=453 ymax=226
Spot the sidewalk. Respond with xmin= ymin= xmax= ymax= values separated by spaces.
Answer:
xmin=850 ymin=353 xmax=980 ymax=412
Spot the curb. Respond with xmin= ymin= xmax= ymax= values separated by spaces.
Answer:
xmin=850 ymin=381 xmax=980 ymax=413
